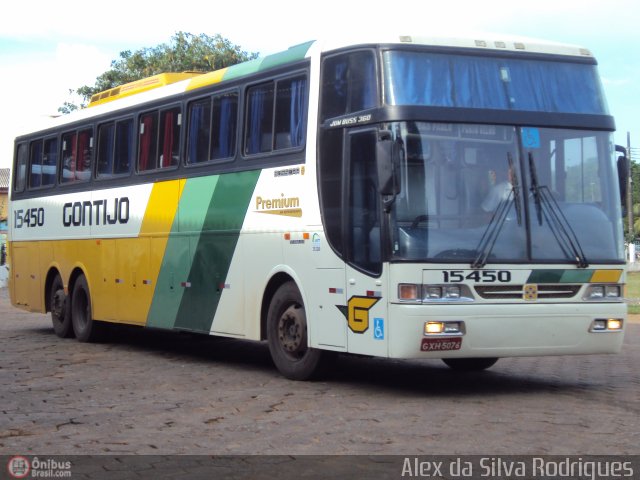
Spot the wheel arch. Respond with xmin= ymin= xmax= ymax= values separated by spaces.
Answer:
xmin=68 ymin=266 xmax=89 ymax=302
xmin=43 ymin=266 xmax=63 ymax=313
xmin=260 ymin=271 xmax=300 ymax=341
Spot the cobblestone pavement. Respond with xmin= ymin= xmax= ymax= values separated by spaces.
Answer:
xmin=1 ymin=287 xmax=639 ymax=456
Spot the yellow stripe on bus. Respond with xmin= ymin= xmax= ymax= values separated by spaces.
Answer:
xmin=590 ymin=269 xmax=622 ymax=283
xmin=126 ymin=179 xmax=185 ymax=325
xmin=185 ymin=68 xmax=228 ymax=91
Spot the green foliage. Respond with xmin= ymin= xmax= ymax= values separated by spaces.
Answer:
xmin=626 ymin=272 xmax=640 ymax=299
xmin=59 ymin=32 xmax=258 ymax=113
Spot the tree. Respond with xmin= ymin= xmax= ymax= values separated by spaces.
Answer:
xmin=59 ymin=32 xmax=258 ymax=113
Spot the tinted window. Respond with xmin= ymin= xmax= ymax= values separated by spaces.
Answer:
xmin=97 ymin=119 xmax=133 ymax=178
xmin=139 ymin=108 xmax=181 ymax=171
xmin=211 ymin=92 xmax=237 ymax=160
xmin=61 ymin=129 xmax=93 ymax=184
xmin=245 ymin=75 xmax=307 ymax=155
xmin=138 ymin=112 xmax=158 ymax=171
xmin=187 ymin=98 xmax=212 ymax=164
xmin=159 ymin=108 xmax=181 ymax=168
xmin=14 ymin=143 xmax=28 ymax=192
xmin=321 ymin=51 xmax=377 ymax=121
xmin=245 ymin=82 xmax=274 ymax=155
xmin=274 ymin=76 xmax=307 ymax=149
xmin=29 ymin=138 xmax=57 ymax=188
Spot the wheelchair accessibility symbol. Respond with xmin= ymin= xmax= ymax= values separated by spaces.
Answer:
xmin=373 ymin=318 xmax=384 ymax=340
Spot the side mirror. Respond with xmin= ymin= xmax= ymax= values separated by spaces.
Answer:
xmin=376 ymin=130 xmax=400 ymax=197
xmin=616 ymin=144 xmax=629 ymax=209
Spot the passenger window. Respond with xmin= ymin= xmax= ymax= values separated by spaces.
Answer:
xmin=114 ymin=119 xmax=134 ymax=174
xmin=139 ymin=108 xmax=181 ymax=171
xmin=245 ymin=82 xmax=274 ymax=155
xmin=187 ymin=98 xmax=212 ymax=164
xmin=211 ymin=92 xmax=237 ymax=160
xmin=188 ymin=93 xmax=238 ymax=164
xmin=245 ymin=75 xmax=307 ymax=155
xmin=274 ymin=76 xmax=307 ymax=149
xmin=159 ymin=107 xmax=181 ymax=168
xmin=61 ymin=129 xmax=93 ymax=184
xmin=29 ymin=138 xmax=57 ymax=188
xmin=97 ymin=119 xmax=133 ymax=178
xmin=321 ymin=51 xmax=376 ymax=121
xmin=97 ymin=123 xmax=115 ymax=177
xmin=14 ymin=143 xmax=28 ymax=192
xmin=138 ymin=112 xmax=158 ymax=171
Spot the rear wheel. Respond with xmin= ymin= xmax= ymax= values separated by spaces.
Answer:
xmin=71 ymin=275 xmax=102 ymax=342
xmin=50 ymin=274 xmax=73 ymax=338
xmin=267 ymin=282 xmax=325 ymax=380
xmin=442 ymin=357 xmax=499 ymax=371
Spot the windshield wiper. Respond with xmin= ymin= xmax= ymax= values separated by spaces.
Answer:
xmin=527 ymin=152 xmax=543 ymax=226
xmin=527 ymin=153 xmax=589 ymax=268
xmin=508 ymin=152 xmax=522 ymax=226
xmin=472 ymin=154 xmax=521 ymax=269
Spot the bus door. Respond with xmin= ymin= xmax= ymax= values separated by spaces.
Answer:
xmin=344 ymin=129 xmax=388 ymax=357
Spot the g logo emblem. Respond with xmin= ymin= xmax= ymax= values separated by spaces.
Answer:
xmin=347 ymin=296 xmax=380 ymax=333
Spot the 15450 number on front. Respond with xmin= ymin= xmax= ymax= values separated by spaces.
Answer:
xmin=442 ymin=270 xmax=511 ymax=283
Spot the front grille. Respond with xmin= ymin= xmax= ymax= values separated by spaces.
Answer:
xmin=475 ymin=284 xmax=581 ymax=300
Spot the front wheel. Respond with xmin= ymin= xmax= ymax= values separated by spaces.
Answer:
xmin=71 ymin=275 xmax=103 ymax=342
xmin=442 ymin=357 xmax=499 ymax=371
xmin=50 ymin=274 xmax=73 ymax=338
xmin=267 ymin=282 xmax=325 ymax=380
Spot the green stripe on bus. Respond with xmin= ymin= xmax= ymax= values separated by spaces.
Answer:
xmin=527 ymin=269 xmax=593 ymax=283
xmin=259 ymin=41 xmax=315 ymax=70
xmin=146 ymin=176 xmax=220 ymax=329
xmin=173 ymin=170 xmax=261 ymax=332
xmin=221 ymin=41 xmax=314 ymax=82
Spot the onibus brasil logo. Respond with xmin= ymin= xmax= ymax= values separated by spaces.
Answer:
xmin=7 ymin=456 xmax=72 ymax=478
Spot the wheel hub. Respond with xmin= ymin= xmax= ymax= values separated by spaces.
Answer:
xmin=278 ymin=305 xmax=305 ymax=355
xmin=51 ymin=290 xmax=65 ymax=319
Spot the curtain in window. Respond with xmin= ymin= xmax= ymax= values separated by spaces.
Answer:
xmin=188 ymin=102 xmax=209 ymax=163
xmin=289 ymin=78 xmax=307 ymax=147
xmin=139 ymin=116 xmax=153 ymax=170
xmin=451 ymin=57 xmax=507 ymax=109
xmin=385 ymin=52 xmax=453 ymax=106
xmin=217 ymin=96 xmax=235 ymax=158
xmin=162 ymin=111 xmax=174 ymax=168
xmin=247 ymin=88 xmax=267 ymax=154
xmin=353 ymin=53 xmax=376 ymax=111
xmin=384 ymin=51 xmax=608 ymax=114
xmin=506 ymin=60 xmax=604 ymax=113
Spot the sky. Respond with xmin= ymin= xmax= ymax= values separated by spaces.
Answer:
xmin=0 ymin=0 xmax=639 ymax=170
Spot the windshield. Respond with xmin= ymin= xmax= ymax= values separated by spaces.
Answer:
xmin=383 ymin=50 xmax=609 ymax=114
xmin=390 ymin=122 xmax=624 ymax=264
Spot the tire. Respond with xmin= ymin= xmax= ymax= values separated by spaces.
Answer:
xmin=50 ymin=274 xmax=73 ymax=338
xmin=267 ymin=281 xmax=325 ymax=380
xmin=71 ymin=275 xmax=102 ymax=342
xmin=442 ymin=357 xmax=499 ymax=372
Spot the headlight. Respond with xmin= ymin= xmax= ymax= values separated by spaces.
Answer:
xmin=398 ymin=284 xmax=473 ymax=303
xmin=584 ymin=284 xmax=622 ymax=301
xmin=590 ymin=318 xmax=623 ymax=332
xmin=398 ymin=283 xmax=420 ymax=301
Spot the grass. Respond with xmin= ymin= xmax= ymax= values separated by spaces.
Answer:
xmin=626 ymin=272 xmax=640 ymax=314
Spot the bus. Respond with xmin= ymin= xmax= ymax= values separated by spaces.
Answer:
xmin=8 ymin=34 xmax=627 ymax=380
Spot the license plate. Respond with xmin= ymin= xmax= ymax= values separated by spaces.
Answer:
xmin=421 ymin=337 xmax=462 ymax=352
